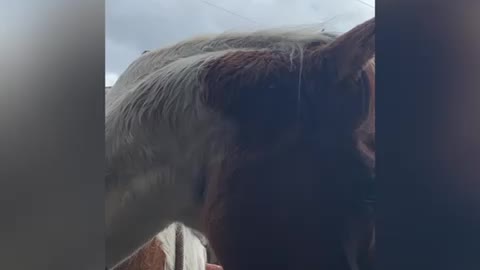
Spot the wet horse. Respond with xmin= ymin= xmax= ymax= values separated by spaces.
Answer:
xmin=106 ymin=18 xmax=375 ymax=270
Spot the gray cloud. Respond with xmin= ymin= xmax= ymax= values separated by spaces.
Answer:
xmin=106 ymin=0 xmax=374 ymax=85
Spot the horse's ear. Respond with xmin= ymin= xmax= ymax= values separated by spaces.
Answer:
xmin=315 ymin=18 xmax=375 ymax=83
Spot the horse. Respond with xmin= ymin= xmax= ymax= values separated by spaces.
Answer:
xmin=114 ymin=222 xmax=210 ymax=270
xmin=105 ymin=17 xmax=375 ymax=270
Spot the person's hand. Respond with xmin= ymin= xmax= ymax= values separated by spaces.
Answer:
xmin=206 ymin=263 xmax=223 ymax=270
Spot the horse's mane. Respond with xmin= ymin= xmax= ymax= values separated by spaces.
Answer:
xmin=156 ymin=223 xmax=207 ymax=270
xmin=105 ymin=26 xmax=345 ymax=188
xmin=106 ymin=25 xmax=338 ymax=109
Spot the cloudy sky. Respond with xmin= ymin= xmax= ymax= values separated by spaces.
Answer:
xmin=106 ymin=0 xmax=374 ymax=86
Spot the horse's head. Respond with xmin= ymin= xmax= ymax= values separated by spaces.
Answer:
xmin=200 ymin=19 xmax=375 ymax=270
xmin=105 ymin=17 xmax=374 ymax=270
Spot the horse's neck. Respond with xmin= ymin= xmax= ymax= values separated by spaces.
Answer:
xmin=157 ymin=223 xmax=208 ymax=270
xmin=113 ymin=223 xmax=208 ymax=270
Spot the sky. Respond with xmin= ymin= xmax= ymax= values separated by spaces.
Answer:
xmin=105 ymin=0 xmax=374 ymax=86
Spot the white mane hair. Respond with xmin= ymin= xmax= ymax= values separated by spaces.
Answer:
xmin=156 ymin=222 xmax=207 ymax=270
xmin=105 ymin=18 xmax=375 ymax=269
xmin=106 ymin=25 xmax=337 ymax=105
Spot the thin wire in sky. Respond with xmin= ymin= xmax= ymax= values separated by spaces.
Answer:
xmin=199 ymin=0 xmax=261 ymax=25
xmin=355 ymin=0 xmax=375 ymax=9
xmin=198 ymin=0 xmax=373 ymax=27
